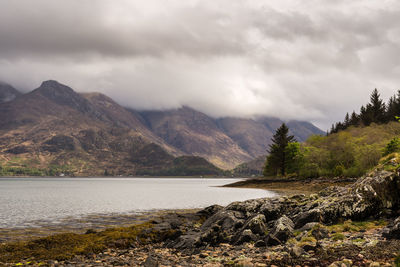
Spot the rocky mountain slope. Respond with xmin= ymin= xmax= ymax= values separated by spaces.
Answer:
xmin=0 ymin=82 xmax=21 ymax=103
xmin=139 ymin=107 xmax=253 ymax=169
xmin=0 ymin=80 xmax=323 ymax=174
xmin=0 ymin=80 xmax=219 ymax=176
xmin=139 ymin=108 xmax=323 ymax=169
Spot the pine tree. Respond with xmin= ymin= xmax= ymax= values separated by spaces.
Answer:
xmin=360 ymin=104 xmax=373 ymax=126
xmin=349 ymin=111 xmax=359 ymax=126
xmin=264 ymin=123 xmax=296 ymax=176
xmin=344 ymin=112 xmax=350 ymax=127
xmin=369 ymin=88 xmax=386 ymax=123
xmin=386 ymin=95 xmax=397 ymax=122
xmin=330 ymin=124 xmax=335 ymax=134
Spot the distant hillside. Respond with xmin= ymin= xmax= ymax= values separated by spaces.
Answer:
xmin=139 ymin=108 xmax=323 ymax=169
xmin=232 ymin=155 xmax=266 ymax=177
xmin=139 ymin=107 xmax=253 ymax=169
xmin=0 ymin=80 xmax=323 ymax=175
xmin=0 ymin=81 xmax=219 ymax=176
xmin=217 ymin=117 xmax=324 ymax=158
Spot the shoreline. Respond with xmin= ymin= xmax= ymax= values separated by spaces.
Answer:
xmin=223 ymin=176 xmax=357 ymax=195
xmin=0 ymin=209 xmax=201 ymax=244
xmin=2 ymin=173 xmax=400 ymax=266
xmin=1 ymin=205 xmax=397 ymax=266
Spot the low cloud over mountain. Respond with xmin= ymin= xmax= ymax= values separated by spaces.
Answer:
xmin=1 ymin=0 xmax=399 ymax=129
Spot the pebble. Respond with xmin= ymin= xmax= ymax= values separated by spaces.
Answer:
xmin=369 ymin=262 xmax=380 ymax=267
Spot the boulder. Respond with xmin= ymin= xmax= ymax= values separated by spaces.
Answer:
xmin=266 ymin=215 xmax=294 ymax=246
xmin=311 ymin=227 xmax=329 ymax=240
xmin=289 ymin=245 xmax=304 ymax=258
xmin=294 ymin=209 xmax=322 ymax=229
xmin=242 ymin=214 xmax=267 ymax=235
xmin=260 ymin=199 xmax=282 ymax=221
xmin=143 ymin=255 xmax=159 ymax=267
xmin=254 ymin=239 xmax=266 ymax=247
xmin=201 ymin=210 xmax=244 ymax=231
xmin=383 ymin=216 xmax=400 ymax=239
xmin=236 ymin=229 xmax=257 ymax=244
xmin=197 ymin=205 xmax=223 ymax=218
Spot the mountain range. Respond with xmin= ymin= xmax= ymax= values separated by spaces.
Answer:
xmin=0 ymin=80 xmax=323 ymax=176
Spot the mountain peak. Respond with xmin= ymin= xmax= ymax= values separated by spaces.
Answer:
xmin=40 ymin=80 xmax=64 ymax=87
xmin=33 ymin=80 xmax=96 ymax=114
xmin=38 ymin=80 xmax=75 ymax=95
xmin=0 ymin=82 xmax=21 ymax=103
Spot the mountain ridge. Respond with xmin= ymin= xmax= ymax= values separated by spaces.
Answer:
xmin=0 ymin=80 xmax=323 ymax=173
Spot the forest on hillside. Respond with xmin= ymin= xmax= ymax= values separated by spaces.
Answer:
xmin=264 ymin=89 xmax=400 ymax=178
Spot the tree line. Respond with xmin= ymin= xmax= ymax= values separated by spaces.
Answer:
xmin=264 ymin=88 xmax=400 ymax=178
xmin=330 ymin=88 xmax=400 ymax=134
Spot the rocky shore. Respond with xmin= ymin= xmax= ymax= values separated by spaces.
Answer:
xmin=2 ymin=169 xmax=400 ymax=266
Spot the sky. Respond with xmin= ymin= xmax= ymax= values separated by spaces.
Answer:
xmin=1 ymin=0 xmax=400 ymax=130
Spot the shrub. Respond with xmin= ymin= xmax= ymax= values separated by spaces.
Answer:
xmin=383 ymin=137 xmax=400 ymax=156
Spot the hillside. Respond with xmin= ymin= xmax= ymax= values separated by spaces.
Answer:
xmin=139 ymin=108 xmax=323 ymax=169
xmin=283 ymin=121 xmax=400 ymax=178
xmin=0 ymin=81 xmax=219 ymax=176
xmin=139 ymin=107 xmax=253 ymax=169
xmin=217 ymin=117 xmax=324 ymax=158
xmin=0 ymin=80 xmax=323 ymax=175
xmin=232 ymin=155 xmax=266 ymax=176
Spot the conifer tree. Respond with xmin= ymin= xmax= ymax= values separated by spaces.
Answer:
xmin=386 ymin=95 xmax=397 ymax=122
xmin=330 ymin=124 xmax=335 ymax=134
xmin=264 ymin=123 xmax=295 ymax=176
xmin=344 ymin=112 xmax=350 ymax=127
xmin=360 ymin=105 xmax=373 ymax=126
xmin=369 ymin=88 xmax=386 ymax=123
xmin=349 ymin=111 xmax=359 ymax=126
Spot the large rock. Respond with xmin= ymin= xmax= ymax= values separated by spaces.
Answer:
xmin=383 ymin=217 xmax=400 ymax=239
xmin=242 ymin=214 xmax=267 ymax=235
xmin=266 ymin=215 xmax=294 ymax=246
xmin=200 ymin=210 xmax=245 ymax=232
xmin=170 ymin=170 xmax=400 ymax=249
xmin=197 ymin=205 xmax=224 ymax=218
xmin=294 ymin=209 xmax=322 ymax=229
xmin=260 ymin=199 xmax=283 ymax=221
xmin=317 ymin=170 xmax=400 ymax=224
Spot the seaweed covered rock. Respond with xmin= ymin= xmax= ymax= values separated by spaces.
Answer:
xmin=266 ymin=215 xmax=294 ymax=245
xmin=171 ymin=170 xmax=400 ymax=249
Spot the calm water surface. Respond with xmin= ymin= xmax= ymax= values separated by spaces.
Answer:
xmin=0 ymin=177 xmax=277 ymax=228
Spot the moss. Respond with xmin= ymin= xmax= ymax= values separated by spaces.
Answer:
xmin=293 ymin=230 xmax=302 ymax=237
xmin=352 ymin=238 xmax=365 ymax=245
xmin=206 ymin=256 xmax=223 ymax=262
xmin=327 ymin=219 xmax=388 ymax=233
xmin=395 ymin=253 xmax=400 ymax=267
xmin=0 ymin=222 xmax=155 ymax=263
xmin=300 ymin=236 xmax=317 ymax=243
xmin=331 ymin=233 xmax=345 ymax=241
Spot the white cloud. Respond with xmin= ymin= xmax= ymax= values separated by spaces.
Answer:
xmin=0 ymin=0 xmax=400 ymax=130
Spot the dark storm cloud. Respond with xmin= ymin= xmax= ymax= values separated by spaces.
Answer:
xmin=0 ymin=0 xmax=400 ymax=130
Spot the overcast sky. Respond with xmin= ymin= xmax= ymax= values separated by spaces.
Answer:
xmin=1 ymin=0 xmax=400 ymax=130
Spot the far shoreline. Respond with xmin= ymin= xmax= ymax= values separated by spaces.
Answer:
xmin=223 ymin=176 xmax=357 ymax=195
